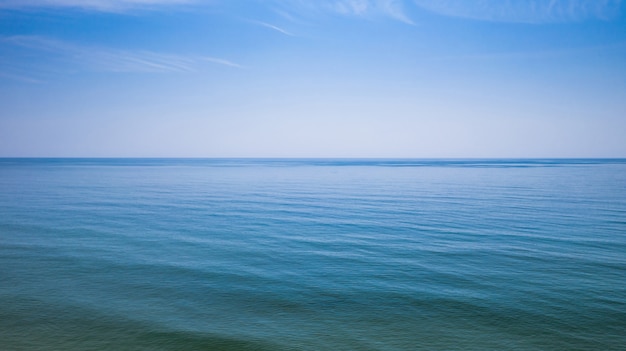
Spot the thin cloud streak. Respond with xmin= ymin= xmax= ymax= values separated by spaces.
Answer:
xmin=377 ymin=0 xmax=415 ymax=24
xmin=0 ymin=0 xmax=196 ymax=11
xmin=268 ymin=0 xmax=415 ymax=24
xmin=2 ymin=1 xmax=416 ymax=24
xmin=253 ymin=21 xmax=295 ymax=36
xmin=200 ymin=57 xmax=244 ymax=68
xmin=0 ymin=35 xmax=241 ymax=80
xmin=413 ymin=0 xmax=623 ymax=23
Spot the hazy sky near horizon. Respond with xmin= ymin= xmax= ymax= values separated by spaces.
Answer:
xmin=1 ymin=0 xmax=625 ymax=157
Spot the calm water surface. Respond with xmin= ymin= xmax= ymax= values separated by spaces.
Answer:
xmin=1 ymin=159 xmax=625 ymax=350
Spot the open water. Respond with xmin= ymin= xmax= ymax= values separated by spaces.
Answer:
xmin=1 ymin=158 xmax=625 ymax=350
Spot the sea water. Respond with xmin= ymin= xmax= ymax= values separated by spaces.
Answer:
xmin=1 ymin=159 xmax=625 ymax=351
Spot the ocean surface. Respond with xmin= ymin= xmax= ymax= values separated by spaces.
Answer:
xmin=1 ymin=158 xmax=625 ymax=351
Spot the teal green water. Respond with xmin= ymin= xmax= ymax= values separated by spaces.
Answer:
xmin=1 ymin=159 xmax=625 ymax=350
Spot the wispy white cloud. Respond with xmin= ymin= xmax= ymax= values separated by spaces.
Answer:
xmin=377 ymin=0 xmax=415 ymax=24
xmin=0 ymin=0 xmax=196 ymax=12
xmin=0 ymin=35 xmax=241 ymax=81
xmin=251 ymin=21 xmax=295 ymax=36
xmin=332 ymin=0 xmax=414 ymax=23
xmin=413 ymin=0 xmax=622 ymax=23
xmin=0 ymin=0 xmax=414 ymax=23
xmin=332 ymin=0 xmax=369 ymax=16
xmin=200 ymin=56 xmax=243 ymax=68
xmin=268 ymin=0 xmax=415 ymax=24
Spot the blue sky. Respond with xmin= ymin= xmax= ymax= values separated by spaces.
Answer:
xmin=0 ymin=0 xmax=625 ymax=157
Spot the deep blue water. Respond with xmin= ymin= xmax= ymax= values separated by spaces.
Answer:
xmin=1 ymin=158 xmax=625 ymax=350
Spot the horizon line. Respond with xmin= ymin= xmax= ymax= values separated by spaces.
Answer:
xmin=1 ymin=157 xmax=625 ymax=160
